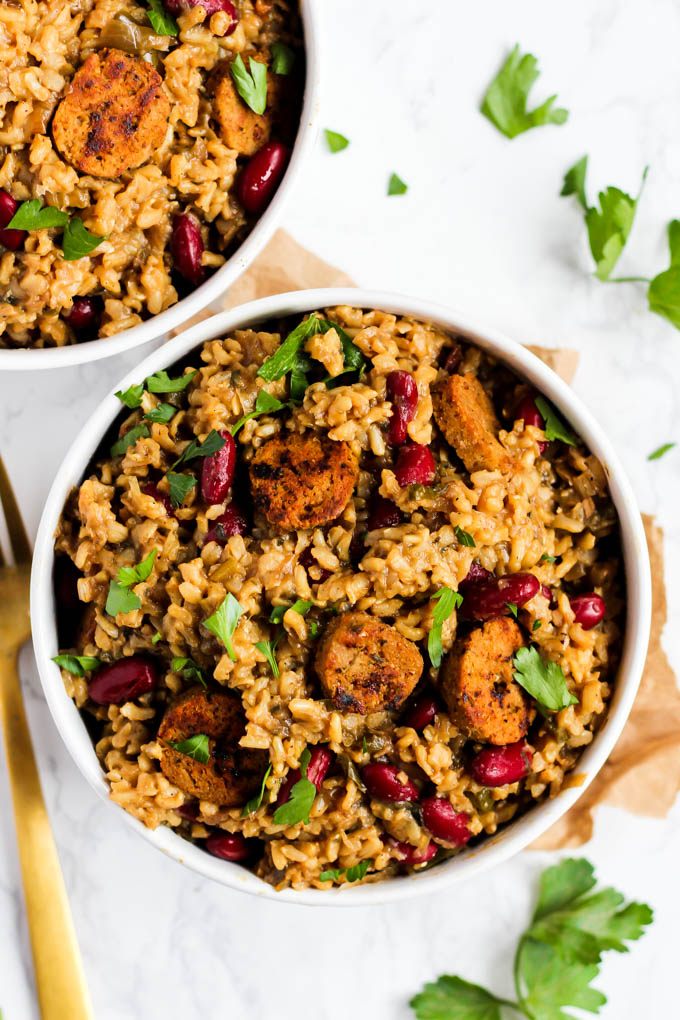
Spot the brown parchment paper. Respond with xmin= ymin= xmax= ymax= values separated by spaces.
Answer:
xmin=211 ymin=229 xmax=680 ymax=848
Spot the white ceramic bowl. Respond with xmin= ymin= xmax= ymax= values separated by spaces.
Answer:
xmin=31 ymin=288 xmax=652 ymax=905
xmin=0 ymin=2 xmax=320 ymax=372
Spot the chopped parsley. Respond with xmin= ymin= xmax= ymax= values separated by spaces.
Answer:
xmin=513 ymin=645 xmax=578 ymax=711
xmin=241 ymin=764 xmax=272 ymax=817
xmin=255 ymin=636 xmax=282 ymax=678
xmin=110 ymin=424 xmax=150 ymax=458
xmin=481 ymin=45 xmax=568 ymax=139
xmin=427 ymin=587 xmax=463 ymax=668
xmin=146 ymin=369 xmax=197 ymax=394
xmin=454 ymin=525 xmax=476 ymax=547
xmin=171 ymin=657 xmax=207 ymax=689
xmin=273 ymin=748 xmax=316 ymax=826
xmin=539 ymin=553 xmax=556 ymax=564
xmin=535 ymin=397 xmax=577 ymax=445
xmin=51 ymin=654 xmax=100 ymax=677
xmin=230 ymin=54 xmax=267 ymax=115
xmin=7 ymin=199 xmax=68 ymax=230
xmin=325 ymin=129 xmax=349 ymax=153
xmin=505 ymin=601 xmax=519 ymax=618
xmin=166 ymin=471 xmax=196 ymax=508
xmin=319 ymin=859 xmax=371 ymax=883
xmin=647 ymin=442 xmax=676 ymax=461
xmin=105 ymin=549 xmax=157 ymax=617
xmin=151 ymin=631 xmax=162 ymax=645
xmin=231 ymin=389 xmax=286 ymax=436
xmin=167 ymin=734 xmax=210 ymax=764
xmin=172 ymin=429 xmax=226 ymax=470
xmin=388 ymin=172 xmax=408 ymax=196
xmin=271 ymin=41 xmax=295 ymax=75
xmin=203 ymin=593 xmax=243 ymax=661
xmin=532 ymin=620 xmax=542 ymax=632
xmin=145 ymin=0 xmax=178 ymax=36
xmin=115 ymin=383 xmax=144 ymax=409
xmin=116 ymin=548 xmax=157 ymax=588
xmin=61 ymin=218 xmax=105 ymax=261
xmin=649 ymin=220 xmax=680 ymax=330
xmin=269 ymin=600 xmax=314 ymax=624
xmin=145 ymin=403 xmax=176 ymax=424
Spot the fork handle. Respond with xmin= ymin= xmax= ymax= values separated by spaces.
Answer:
xmin=0 ymin=650 xmax=93 ymax=1020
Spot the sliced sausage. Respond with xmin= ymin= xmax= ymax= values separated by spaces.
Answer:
xmin=52 ymin=49 xmax=170 ymax=178
xmin=211 ymin=56 xmax=280 ymax=157
xmin=315 ymin=611 xmax=423 ymax=714
xmin=158 ymin=686 xmax=267 ymax=806
xmin=249 ymin=432 xmax=358 ymax=531
xmin=432 ymin=373 xmax=511 ymax=474
xmin=439 ymin=617 xmax=529 ymax=745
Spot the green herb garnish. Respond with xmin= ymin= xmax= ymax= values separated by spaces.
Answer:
xmin=61 ymin=218 xmax=105 ymax=261
xmin=388 ymin=173 xmax=408 ymax=196
xmin=115 ymin=383 xmax=144 ymax=408
xmin=269 ymin=600 xmax=314 ymax=624
xmin=271 ymin=41 xmax=295 ymax=75
xmin=257 ymin=313 xmax=327 ymax=382
xmin=51 ymin=654 xmax=100 ymax=676
xmin=532 ymin=620 xmax=542 ymax=632
xmin=105 ymin=549 xmax=156 ymax=617
xmin=506 ymin=601 xmax=518 ymax=618
xmin=427 ymin=587 xmax=463 ymax=668
xmin=648 ymin=441 xmax=676 ymax=461
xmin=241 ymin=764 xmax=272 ymax=817
xmin=539 ymin=553 xmax=556 ymax=563
xmin=230 ymin=54 xmax=267 ymax=115
xmin=203 ymin=593 xmax=243 ymax=661
xmin=172 ymin=428 xmax=226 ymax=469
xmin=534 ymin=397 xmax=577 ymax=445
xmin=410 ymin=857 xmax=652 ymax=1020
xmin=171 ymin=656 xmax=207 ymax=688
xmin=255 ymin=636 xmax=282 ymax=678
xmin=231 ymin=389 xmax=286 ymax=436
xmin=167 ymin=734 xmax=210 ymax=764
xmin=151 ymin=631 xmax=162 ymax=644
xmin=648 ymin=219 xmax=680 ymax=330
xmin=146 ymin=369 xmax=197 ymax=394
xmin=481 ymin=44 xmax=568 ymax=139
xmin=145 ymin=0 xmax=178 ymax=35
xmin=454 ymin=525 xmax=476 ymax=548
xmin=117 ymin=548 xmax=157 ymax=588
xmin=272 ymin=748 xmax=316 ymax=826
xmin=325 ymin=129 xmax=349 ymax=153
xmin=320 ymin=859 xmax=371 ymax=883
xmin=166 ymin=472 xmax=196 ymax=508
xmin=110 ymin=424 xmax=150 ymax=458
xmin=7 ymin=199 xmax=69 ymax=230
xmin=145 ymin=403 xmax=176 ymax=424
xmin=513 ymin=645 xmax=578 ymax=711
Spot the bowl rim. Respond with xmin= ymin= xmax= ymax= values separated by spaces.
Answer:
xmin=30 ymin=287 xmax=652 ymax=906
xmin=0 ymin=0 xmax=320 ymax=372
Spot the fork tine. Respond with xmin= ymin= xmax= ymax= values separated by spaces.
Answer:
xmin=0 ymin=454 xmax=31 ymax=565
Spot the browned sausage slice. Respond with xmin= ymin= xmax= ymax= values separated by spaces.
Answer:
xmin=158 ymin=687 xmax=267 ymax=806
xmin=315 ymin=611 xmax=423 ymax=714
xmin=52 ymin=49 xmax=170 ymax=178
xmin=432 ymin=373 xmax=511 ymax=474
xmin=211 ymin=56 xmax=279 ymax=157
xmin=249 ymin=432 xmax=358 ymax=531
xmin=440 ymin=618 xmax=529 ymax=745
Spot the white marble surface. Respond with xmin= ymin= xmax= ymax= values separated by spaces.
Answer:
xmin=2 ymin=0 xmax=680 ymax=1017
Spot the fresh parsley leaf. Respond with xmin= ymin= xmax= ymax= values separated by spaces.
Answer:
xmin=241 ymin=764 xmax=272 ymax=816
xmin=271 ymin=41 xmax=295 ymax=75
xmin=505 ymin=601 xmax=518 ymax=618
xmin=110 ymin=424 xmax=150 ymax=458
xmin=203 ymin=593 xmax=243 ymax=661
xmin=117 ymin=548 xmax=157 ymax=588
xmin=539 ymin=553 xmax=556 ymax=563
xmin=388 ymin=172 xmax=408 ymax=195
xmin=532 ymin=620 xmax=542 ymax=631
xmin=167 ymin=471 xmax=196 ymax=507
xmin=428 ymin=587 xmax=463 ymax=668
xmin=272 ymin=748 xmax=317 ymax=826
xmin=454 ymin=525 xmax=476 ymax=548
xmin=231 ymin=389 xmax=286 ymax=435
xmin=171 ymin=656 xmax=207 ymax=688
xmin=146 ymin=369 xmax=197 ymax=393
xmin=648 ymin=442 xmax=675 ymax=460
xmin=513 ymin=645 xmax=578 ymax=711
xmin=257 ymin=313 xmax=326 ymax=382
xmin=518 ymin=939 xmax=605 ymax=1020
xmin=105 ymin=580 xmax=141 ymax=616
xmin=317 ymin=317 xmax=366 ymax=383
xmin=319 ymin=859 xmax=371 ymax=883
xmin=410 ymin=976 xmax=504 ymax=1020
xmin=51 ymin=654 xmax=100 ymax=676
xmin=172 ymin=429 xmax=225 ymax=470
xmin=269 ymin=599 xmax=314 ymax=624
xmin=534 ymin=397 xmax=577 ymax=445
xmin=362 ymin=735 xmax=368 ymax=755
xmin=255 ymin=636 xmax=281 ymax=678
xmin=145 ymin=0 xmax=178 ymax=36
xmin=648 ymin=220 xmax=680 ymax=330
xmin=289 ymin=350 xmax=312 ymax=403
xmin=561 ymin=155 xmax=588 ymax=210
xmin=533 ymin=857 xmax=597 ymax=920
xmin=61 ymin=218 xmax=105 ymax=261
xmin=481 ymin=45 xmax=568 ymax=140
xmin=115 ymin=383 xmax=144 ymax=408
xmin=7 ymin=199 xmax=69 ymax=231
xmin=151 ymin=631 xmax=162 ymax=644
xmin=325 ymin=129 xmax=349 ymax=153
xmin=230 ymin=54 xmax=267 ymax=115
xmin=145 ymin=403 xmax=176 ymax=424
xmin=167 ymin=734 xmax=210 ymax=764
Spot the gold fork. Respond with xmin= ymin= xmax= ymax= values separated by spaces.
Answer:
xmin=0 ymin=455 xmax=92 ymax=1020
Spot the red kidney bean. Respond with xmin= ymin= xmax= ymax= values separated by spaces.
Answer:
xmin=515 ymin=392 xmax=547 ymax=453
xmin=165 ymin=0 xmax=238 ymax=29
xmin=205 ymin=831 xmax=253 ymax=862
xmin=386 ymin=370 xmax=419 ymax=445
xmin=388 ymin=837 xmax=438 ymax=866
xmin=361 ymin=762 xmax=420 ymax=802
xmin=0 ymin=190 xmax=26 ymax=251
xmin=421 ymin=797 xmax=472 ymax=847
xmin=142 ymin=482 xmax=175 ymax=517
xmin=88 ymin=656 xmax=158 ymax=704
xmin=65 ymin=296 xmax=101 ymax=334
xmin=178 ymin=802 xmax=200 ymax=821
xmin=470 ymin=741 xmax=531 ymax=787
xmin=401 ymin=695 xmax=438 ymax=731
xmin=443 ymin=343 xmax=463 ymax=374
xmin=171 ymin=213 xmax=205 ymax=287
xmin=204 ymin=504 xmax=248 ymax=544
xmin=460 ymin=562 xmax=493 ymax=589
xmin=200 ymin=430 xmax=236 ymax=504
xmin=276 ymin=747 xmax=333 ymax=808
xmin=570 ymin=593 xmax=605 ymax=630
xmin=366 ymin=496 xmax=402 ymax=531
xmin=459 ymin=572 xmax=540 ymax=621
xmin=238 ymin=141 xmax=289 ymax=215
xmin=299 ymin=545 xmax=332 ymax=582
xmin=394 ymin=443 xmax=436 ymax=487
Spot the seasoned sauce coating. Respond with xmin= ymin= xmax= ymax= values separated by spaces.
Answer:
xmin=440 ymin=617 xmax=529 ymax=745
xmin=315 ymin=611 xmax=423 ymax=714
xmin=432 ymin=373 xmax=511 ymax=474
xmin=211 ymin=56 xmax=279 ymax=157
xmin=249 ymin=432 xmax=358 ymax=530
xmin=159 ymin=687 xmax=266 ymax=806
xmin=52 ymin=49 xmax=170 ymax=178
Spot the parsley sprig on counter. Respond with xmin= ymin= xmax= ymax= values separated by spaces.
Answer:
xmin=410 ymin=857 xmax=652 ymax=1020
xmin=481 ymin=44 xmax=568 ymax=139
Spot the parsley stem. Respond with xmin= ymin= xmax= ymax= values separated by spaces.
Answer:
xmin=607 ymin=275 xmax=651 ymax=283
xmin=512 ymin=938 xmax=532 ymax=1019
